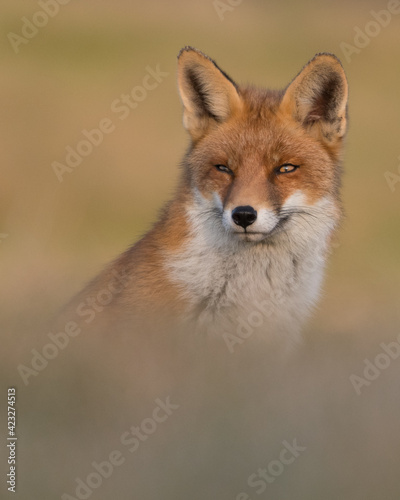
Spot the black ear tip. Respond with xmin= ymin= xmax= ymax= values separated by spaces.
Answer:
xmin=177 ymin=46 xmax=196 ymax=59
xmin=311 ymin=52 xmax=345 ymax=69
xmin=178 ymin=46 xmax=208 ymax=60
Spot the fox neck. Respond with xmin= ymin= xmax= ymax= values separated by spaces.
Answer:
xmin=164 ymin=187 xmax=337 ymax=340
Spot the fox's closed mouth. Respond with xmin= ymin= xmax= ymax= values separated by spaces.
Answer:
xmin=234 ymin=216 xmax=291 ymax=238
xmin=237 ymin=231 xmax=267 ymax=235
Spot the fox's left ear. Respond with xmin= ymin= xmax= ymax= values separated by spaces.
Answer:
xmin=280 ymin=53 xmax=348 ymax=146
xmin=177 ymin=47 xmax=242 ymax=141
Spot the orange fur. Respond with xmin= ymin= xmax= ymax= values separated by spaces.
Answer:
xmin=63 ymin=48 xmax=348 ymax=335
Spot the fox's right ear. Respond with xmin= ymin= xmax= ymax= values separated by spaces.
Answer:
xmin=177 ymin=47 xmax=242 ymax=141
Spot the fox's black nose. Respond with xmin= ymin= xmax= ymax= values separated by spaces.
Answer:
xmin=231 ymin=206 xmax=257 ymax=229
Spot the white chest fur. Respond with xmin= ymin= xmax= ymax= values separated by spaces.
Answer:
xmin=164 ymin=193 xmax=337 ymax=343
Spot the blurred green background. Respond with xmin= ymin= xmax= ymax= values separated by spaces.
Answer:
xmin=1 ymin=1 xmax=400 ymax=498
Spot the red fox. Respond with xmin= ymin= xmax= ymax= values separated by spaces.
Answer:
xmin=67 ymin=47 xmax=348 ymax=344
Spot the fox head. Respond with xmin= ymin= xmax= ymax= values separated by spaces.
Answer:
xmin=177 ymin=47 xmax=348 ymax=246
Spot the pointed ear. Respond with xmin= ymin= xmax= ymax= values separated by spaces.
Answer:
xmin=280 ymin=53 xmax=348 ymax=146
xmin=177 ymin=47 xmax=242 ymax=141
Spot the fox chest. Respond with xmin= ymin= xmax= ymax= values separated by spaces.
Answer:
xmin=165 ymin=242 xmax=324 ymax=331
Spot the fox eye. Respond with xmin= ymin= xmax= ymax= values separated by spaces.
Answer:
xmin=215 ymin=164 xmax=233 ymax=175
xmin=276 ymin=164 xmax=299 ymax=174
